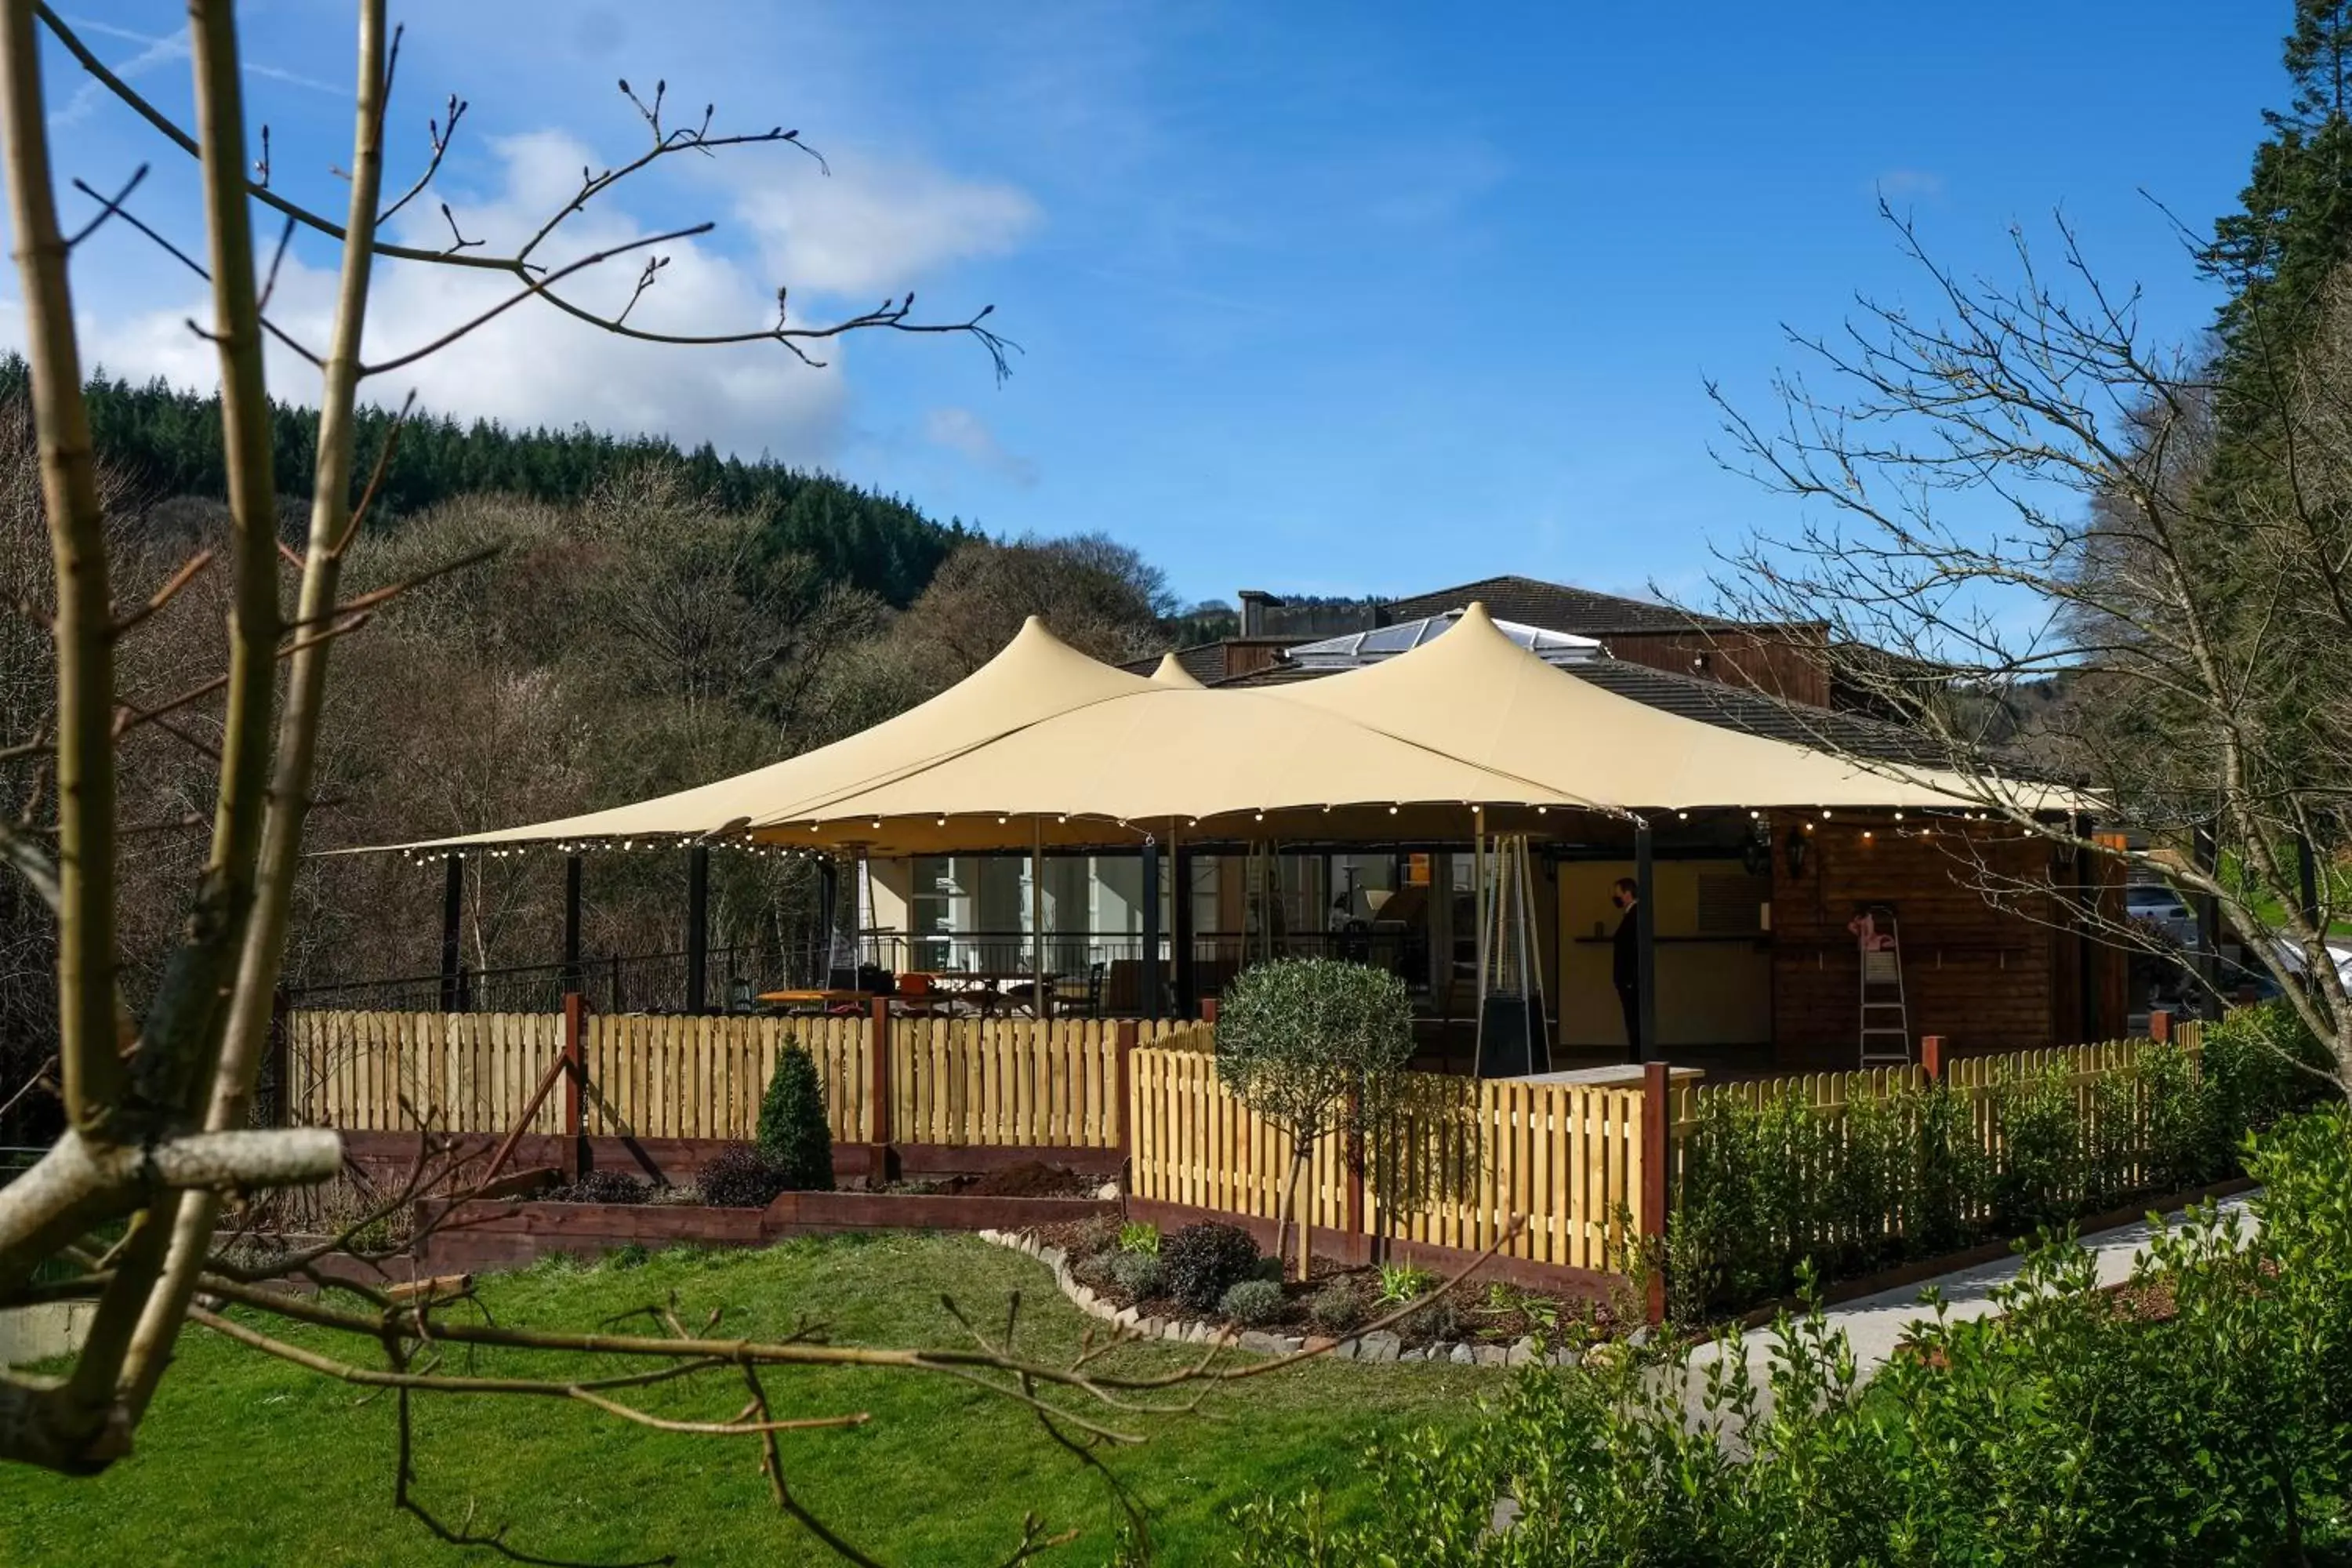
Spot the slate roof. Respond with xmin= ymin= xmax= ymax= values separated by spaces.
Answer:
xmin=1383 ymin=575 xmax=1755 ymax=636
xmin=1218 ymin=648 xmax=1968 ymax=768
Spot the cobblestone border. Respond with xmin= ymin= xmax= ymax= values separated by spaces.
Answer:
xmin=977 ymin=1227 xmax=1583 ymax=1367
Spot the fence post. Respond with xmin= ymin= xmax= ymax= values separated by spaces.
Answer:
xmin=2150 ymin=1007 xmax=2172 ymax=1044
xmin=868 ymin=997 xmax=895 ymax=1188
xmin=1640 ymin=1061 xmax=1668 ymax=1327
xmin=1921 ymin=1034 xmax=1944 ymax=1083
xmin=267 ymin=985 xmax=290 ymax=1127
xmin=563 ymin=992 xmax=586 ymax=1179
xmin=1115 ymin=1019 xmax=1138 ymax=1156
xmin=1343 ymin=1092 xmax=1365 ymax=1245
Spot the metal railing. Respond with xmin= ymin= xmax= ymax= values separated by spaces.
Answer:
xmin=283 ymin=943 xmax=788 ymax=1017
xmin=282 ymin=925 xmax=1435 ymax=1019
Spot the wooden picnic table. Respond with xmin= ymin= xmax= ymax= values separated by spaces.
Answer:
xmin=756 ymin=988 xmax=874 ymax=1014
xmin=900 ymin=971 xmax=1060 ymax=1015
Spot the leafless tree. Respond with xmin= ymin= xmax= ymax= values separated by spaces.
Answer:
xmin=0 ymin=6 xmax=1310 ymax=1554
xmin=1708 ymin=201 xmax=2352 ymax=1091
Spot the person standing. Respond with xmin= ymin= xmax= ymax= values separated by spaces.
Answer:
xmin=1611 ymin=877 xmax=1641 ymax=1059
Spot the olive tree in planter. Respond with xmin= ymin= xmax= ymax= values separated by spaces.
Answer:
xmin=1214 ymin=957 xmax=1415 ymax=1280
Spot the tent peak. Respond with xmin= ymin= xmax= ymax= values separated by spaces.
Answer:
xmin=1150 ymin=653 xmax=1207 ymax=689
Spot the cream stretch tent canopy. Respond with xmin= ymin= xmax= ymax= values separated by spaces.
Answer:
xmin=386 ymin=616 xmax=1156 ymax=850
xmin=379 ymin=615 xmax=1588 ymax=856
xmin=1264 ymin=602 xmax=2056 ymax=815
xmin=378 ymin=601 xmax=2063 ymax=859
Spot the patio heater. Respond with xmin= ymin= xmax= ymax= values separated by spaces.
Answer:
xmin=1473 ymin=832 xmax=1550 ymax=1078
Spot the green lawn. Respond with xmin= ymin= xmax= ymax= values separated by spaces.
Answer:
xmin=0 ymin=1234 xmax=1494 ymax=1566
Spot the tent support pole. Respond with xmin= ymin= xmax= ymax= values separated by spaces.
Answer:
xmin=441 ymin=853 xmax=465 ymax=1013
xmin=686 ymin=844 xmax=710 ymax=1014
xmin=1174 ymin=843 xmax=1197 ymax=1016
xmin=1635 ymin=817 xmax=1657 ymax=1064
xmin=1032 ymin=818 xmax=1047 ymax=1018
xmin=818 ymin=858 xmax=838 ymax=988
xmin=1141 ymin=835 xmax=1163 ymax=1019
xmin=561 ymin=853 xmax=583 ymax=996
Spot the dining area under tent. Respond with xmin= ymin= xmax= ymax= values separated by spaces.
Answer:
xmin=365 ymin=604 xmax=2119 ymax=1074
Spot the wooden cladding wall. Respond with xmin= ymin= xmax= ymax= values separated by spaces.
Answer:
xmin=1126 ymin=1045 xmax=1647 ymax=1274
xmin=1768 ymin=819 xmax=2071 ymax=1065
xmin=1602 ymin=627 xmax=1831 ymax=708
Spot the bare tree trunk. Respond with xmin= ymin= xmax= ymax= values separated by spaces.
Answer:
xmin=0 ymin=0 xmax=116 ymax=1131
xmin=122 ymin=0 xmax=392 ymax=1417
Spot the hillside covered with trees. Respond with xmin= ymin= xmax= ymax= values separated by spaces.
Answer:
xmin=0 ymin=368 xmax=1218 ymax=1113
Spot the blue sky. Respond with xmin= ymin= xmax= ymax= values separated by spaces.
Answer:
xmin=26 ymin=3 xmax=2285 ymax=607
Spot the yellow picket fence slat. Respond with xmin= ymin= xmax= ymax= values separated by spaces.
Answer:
xmin=285 ymin=1010 xmax=1200 ymax=1149
xmin=1123 ymin=1042 xmax=1649 ymax=1275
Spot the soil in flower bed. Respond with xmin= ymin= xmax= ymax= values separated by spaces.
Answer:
xmin=873 ymin=1162 xmax=1102 ymax=1199
xmin=1020 ymin=1217 xmax=1624 ymax=1350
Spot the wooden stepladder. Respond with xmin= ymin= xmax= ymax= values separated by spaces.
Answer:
xmin=1849 ymin=904 xmax=1911 ymax=1065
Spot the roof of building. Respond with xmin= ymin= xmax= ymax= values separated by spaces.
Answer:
xmin=1284 ymin=612 xmax=1602 ymax=670
xmin=1384 ymin=574 xmax=1755 ymax=636
xmin=1220 ymin=643 xmax=1965 ymax=768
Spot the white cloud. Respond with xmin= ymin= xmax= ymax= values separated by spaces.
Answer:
xmin=731 ymin=151 xmax=1039 ymax=299
xmin=924 ymin=405 xmax=1036 ymax=486
xmin=1875 ymin=169 xmax=1946 ymax=201
xmin=54 ymin=131 xmax=863 ymax=463
xmin=42 ymin=128 xmax=1038 ymax=463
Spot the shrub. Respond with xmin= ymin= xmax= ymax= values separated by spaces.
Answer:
xmin=1071 ymin=1250 xmax=1120 ymax=1292
xmin=1219 ymin=1278 xmax=1287 ymax=1327
xmin=1067 ymin=1213 xmax=1123 ymax=1258
xmin=1400 ymin=1293 xmax=1460 ymax=1345
xmin=756 ymin=1042 xmax=834 ymax=1192
xmin=1117 ymin=1221 xmax=1160 ymax=1255
xmin=1236 ymin=1108 xmax=2352 ymax=1566
xmin=2203 ymin=1000 xmax=2335 ymax=1165
xmin=1377 ymin=1261 xmax=1435 ymax=1304
xmin=1107 ymin=1250 xmax=1164 ymax=1300
xmin=1160 ymin=1221 xmax=1263 ymax=1312
xmin=699 ymin=1144 xmax=789 ymax=1208
xmin=550 ymin=1169 xmax=649 ymax=1205
xmin=1216 ymin=958 xmax=1414 ymax=1275
xmin=1308 ymin=1279 xmax=1366 ymax=1334
xmin=1991 ymin=1066 xmax=2082 ymax=1233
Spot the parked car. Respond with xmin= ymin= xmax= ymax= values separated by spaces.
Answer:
xmin=2124 ymin=884 xmax=2199 ymax=949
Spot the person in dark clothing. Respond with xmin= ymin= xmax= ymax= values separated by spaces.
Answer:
xmin=1611 ymin=877 xmax=1641 ymax=1057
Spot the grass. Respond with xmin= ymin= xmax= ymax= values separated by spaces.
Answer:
xmin=0 ymin=1232 xmax=1494 ymax=1566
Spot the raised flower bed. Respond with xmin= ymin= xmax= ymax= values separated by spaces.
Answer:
xmin=991 ymin=1216 xmax=1630 ymax=1367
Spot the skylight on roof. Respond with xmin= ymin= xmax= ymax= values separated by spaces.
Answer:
xmin=1284 ymin=612 xmax=1602 ymax=670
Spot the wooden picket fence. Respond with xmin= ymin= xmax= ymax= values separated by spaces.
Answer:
xmin=288 ymin=1001 xmax=2201 ymax=1290
xmin=287 ymin=1011 xmax=570 ymax=1134
xmin=288 ymin=1007 xmax=1191 ymax=1149
xmin=1661 ymin=1024 xmax=2212 ymax=1269
xmin=1125 ymin=1044 xmax=1648 ymax=1274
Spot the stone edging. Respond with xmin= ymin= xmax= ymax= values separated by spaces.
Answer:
xmin=976 ymin=1227 xmax=1586 ymax=1367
